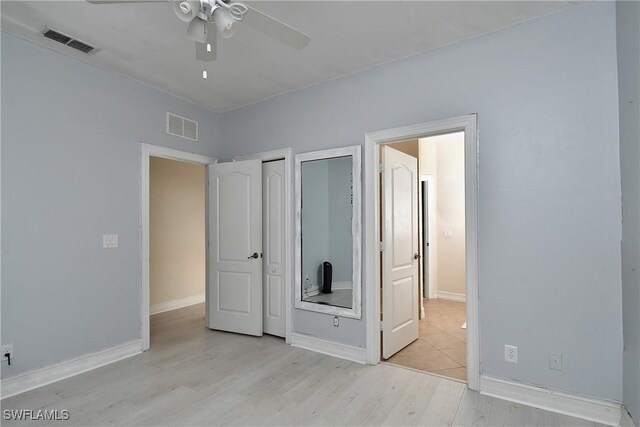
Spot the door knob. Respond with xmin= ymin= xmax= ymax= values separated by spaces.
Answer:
xmin=414 ymin=253 xmax=421 ymax=260
xmin=248 ymin=252 xmax=259 ymax=259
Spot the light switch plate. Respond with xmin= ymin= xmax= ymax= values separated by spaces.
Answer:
xmin=443 ymin=228 xmax=453 ymax=238
xmin=103 ymin=234 xmax=119 ymax=248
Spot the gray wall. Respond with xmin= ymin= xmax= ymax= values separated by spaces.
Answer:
xmin=220 ymin=3 xmax=623 ymax=401
xmin=1 ymin=33 xmax=221 ymax=379
xmin=616 ymin=1 xmax=640 ymax=421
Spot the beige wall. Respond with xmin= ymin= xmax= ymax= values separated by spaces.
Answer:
xmin=150 ymin=157 xmax=205 ymax=306
xmin=420 ymin=132 xmax=466 ymax=296
xmin=388 ymin=139 xmax=419 ymax=158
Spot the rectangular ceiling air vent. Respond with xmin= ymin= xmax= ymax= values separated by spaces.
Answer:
xmin=42 ymin=28 xmax=96 ymax=54
xmin=166 ymin=112 xmax=199 ymax=142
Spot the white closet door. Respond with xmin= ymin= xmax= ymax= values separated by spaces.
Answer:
xmin=207 ymin=159 xmax=263 ymax=336
xmin=382 ymin=146 xmax=419 ymax=359
xmin=262 ymin=160 xmax=286 ymax=337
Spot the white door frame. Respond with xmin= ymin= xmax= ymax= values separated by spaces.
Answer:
xmin=364 ymin=115 xmax=480 ymax=391
xmin=140 ymin=143 xmax=217 ymax=351
xmin=234 ymin=148 xmax=293 ymax=344
xmin=420 ymin=174 xmax=436 ymax=300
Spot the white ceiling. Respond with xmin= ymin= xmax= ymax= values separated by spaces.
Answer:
xmin=2 ymin=1 xmax=572 ymax=112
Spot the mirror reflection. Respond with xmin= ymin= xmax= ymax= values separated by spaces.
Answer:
xmin=301 ymin=156 xmax=353 ymax=309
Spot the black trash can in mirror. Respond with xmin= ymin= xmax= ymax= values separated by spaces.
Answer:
xmin=321 ymin=261 xmax=333 ymax=294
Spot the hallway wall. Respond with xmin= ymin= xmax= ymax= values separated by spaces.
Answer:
xmin=150 ymin=157 xmax=205 ymax=309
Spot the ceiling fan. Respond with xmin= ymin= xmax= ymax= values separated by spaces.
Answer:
xmin=87 ymin=0 xmax=310 ymax=64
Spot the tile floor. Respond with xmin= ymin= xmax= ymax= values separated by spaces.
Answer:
xmin=386 ymin=298 xmax=467 ymax=381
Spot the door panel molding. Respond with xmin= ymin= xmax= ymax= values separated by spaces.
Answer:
xmin=208 ymin=159 xmax=263 ymax=336
xmin=382 ymin=146 xmax=419 ymax=359
xmin=262 ymin=160 xmax=286 ymax=337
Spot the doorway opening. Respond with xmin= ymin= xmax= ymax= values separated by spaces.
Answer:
xmin=382 ymin=132 xmax=468 ymax=382
xmin=141 ymin=146 xmax=292 ymax=350
xmin=140 ymin=144 xmax=216 ymax=351
xmin=364 ymin=115 xmax=479 ymax=391
xmin=149 ymin=156 xmax=207 ymax=347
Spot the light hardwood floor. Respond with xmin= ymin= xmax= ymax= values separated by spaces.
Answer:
xmin=1 ymin=304 xmax=604 ymax=426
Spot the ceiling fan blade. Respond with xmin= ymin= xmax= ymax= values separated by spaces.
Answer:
xmin=87 ymin=0 xmax=168 ymax=4
xmin=242 ymin=6 xmax=310 ymax=50
xmin=195 ymin=24 xmax=217 ymax=62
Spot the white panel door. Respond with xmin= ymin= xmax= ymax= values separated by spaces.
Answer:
xmin=382 ymin=146 xmax=419 ymax=359
xmin=207 ymin=159 xmax=263 ymax=336
xmin=262 ymin=160 xmax=286 ymax=337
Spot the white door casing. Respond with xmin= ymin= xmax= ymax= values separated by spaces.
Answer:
xmin=382 ymin=146 xmax=419 ymax=359
xmin=207 ymin=159 xmax=263 ymax=336
xmin=263 ymin=160 xmax=286 ymax=337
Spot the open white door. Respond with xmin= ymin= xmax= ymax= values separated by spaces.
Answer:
xmin=262 ymin=160 xmax=286 ymax=337
xmin=207 ymin=159 xmax=263 ymax=336
xmin=382 ymin=146 xmax=419 ymax=359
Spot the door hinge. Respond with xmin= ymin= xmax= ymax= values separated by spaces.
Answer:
xmin=380 ymin=320 xmax=384 ymax=331
xmin=379 ymin=242 xmax=383 ymax=252
xmin=378 ymin=163 xmax=384 ymax=173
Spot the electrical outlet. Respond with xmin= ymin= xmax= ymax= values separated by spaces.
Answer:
xmin=333 ymin=317 xmax=339 ymax=327
xmin=2 ymin=344 xmax=14 ymax=364
xmin=549 ymin=352 xmax=563 ymax=371
xmin=504 ymin=345 xmax=518 ymax=363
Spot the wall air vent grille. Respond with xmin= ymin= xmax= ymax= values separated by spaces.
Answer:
xmin=43 ymin=29 xmax=71 ymax=44
xmin=42 ymin=28 xmax=96 ymax=54
xmin=166 ymin=112 xmax=198 ymax=142
xmin=66 ymin=39 xmax=95 ymax=54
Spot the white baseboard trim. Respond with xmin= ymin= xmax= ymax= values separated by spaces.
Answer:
xmin=1 ymin=340 xmax=142 ymax=400
xmin=621 ymin=407 xmax=636 ymax=427
xmin=331 ymin=282 xmax=352 ymax=290
xmin=435 ymin=291 xmax=466 ymax=302
xmin=150 ymin=294 xmax=205 ymax=315
xmin=290 ymin=332 xmax=367 ymax=364
xmin=480 ymin=376 xmax=621 ymax=426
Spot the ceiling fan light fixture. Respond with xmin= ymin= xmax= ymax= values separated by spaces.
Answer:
xmin=186 ymin=18 xmax=208 ymax=43
xmin=214 ymin=7 xmax=236 ymax=39
xmin=172 ymin=0 xmax=199 ymax=23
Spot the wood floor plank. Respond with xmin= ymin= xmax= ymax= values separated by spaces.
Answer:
xmin=381 ymin=372 xmax=441 ymax=426
xmin=452 ymin=388 xmax=491 ymax=427
xmin=0 ymin=304 xmax=600 ymax=427
xmin=417 ymin=378 xmax=467 ymax=426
